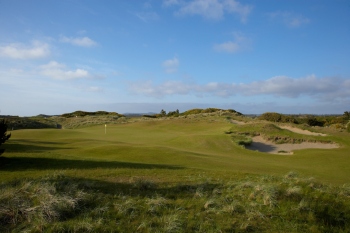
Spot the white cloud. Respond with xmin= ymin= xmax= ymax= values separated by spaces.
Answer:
xmin=177 ymin=0 xmax=224 ymax=20
xmin=214 ymin=32 xmax=250 ymax=53
xmin=173 ymin=0 xmax=252 ymax=21
xmin=269 ymin=11 xmax=310 ymax=28
xmin=223 ymin=0 xmax=253 ymax=23
xmin=162 ymin=57 xmax=179 ymax=73
xmin=214 ymin=41 xmax=240 ymax=53
xmin=236 ymin=75 xmax=338 ymax=97
xmin=135 ymin=11 xmax=159 ymax=22
xmin=163 ymin=0 xmax=180 ymax=7
xmin=60 ymin=36 xmax=97 ymax=47
xmin=0 ymin=41 xmax=50 ymax=59
xmin=40 ymin=61 xmax=91 ymax=80
xmin=86 ymin=86 xmax=103 ymax=92
xmin=127 ymin=75 xmax=350 ymax=102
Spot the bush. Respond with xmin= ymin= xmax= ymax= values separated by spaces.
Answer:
xmin=201 ymin=108 xmax=220 ymax=113
xmin=227 ymin=109 xmax=243 ymax=115
xmin=306 ymin=117 xmax=324 ymax=127
xmin=61 ymin=111 xmax=123 ymax=118
xmin=182 ymin=109 xmax=203 ymax=116
xmin=258 ymin=112 xmax=297 ymax=123
xmin=231 ymin=134 xmax=252 ymax=147
xmin=143 ymin=115 xmax=157 ymax=118
xmin=0 ymin=119 xmax=11 ymax=155
xmin=167 ymin=109 xmax=180 ymax=117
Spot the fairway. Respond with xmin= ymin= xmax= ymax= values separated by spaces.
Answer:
xmin=2 ymin=115 xmax=349 ymax=184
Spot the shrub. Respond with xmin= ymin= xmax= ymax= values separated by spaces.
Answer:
xmin=182 ymin=109 xmax=203 ymax=115
xmin=306 ymin=117 xmax=324 ymax=127
xmin=227 ymin=109 xmax=243 ymax=115
xmin=258 ymin=112 xmax=297 ymax=123
xmin=201 ymin=108 xmax=220 ymax=113
xmin=167 ymin=109 xmax=180 ymax=117
xmin=232 ymin=135 xmax=252 ymax=147
xmin=0 ymin=119 xmax=11 ymax=155
xmin=143 ymin=115 xmax=157 ymax=118
xmin=61 ymin=111 xmax=123 ymax=118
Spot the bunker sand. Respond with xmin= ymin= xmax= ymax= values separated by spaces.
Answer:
xmin=247 ymin=136 xmax=338 ymax=155
xmin=280 ymin=126 xmax=327 ymax=136
xmin=230 ymin=120 xmax=246 ymax=125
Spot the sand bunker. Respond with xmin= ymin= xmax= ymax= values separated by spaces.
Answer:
xmin=247 ymin=136 xmax=338 ymax=155
xmin=230 ymin=120 xmax=246 ymax=125
xmin=280 ymin=126 xmax=327 ymax=136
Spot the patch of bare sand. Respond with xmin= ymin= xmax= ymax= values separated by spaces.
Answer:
xmin=280 ymin=126 xmax=327 ymax=136
xmin=247 ymin=136 xmax=338 ymax=155
xmin=230 ymin=120 xmax=246 ymax=125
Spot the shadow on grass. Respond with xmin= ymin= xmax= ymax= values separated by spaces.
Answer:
xmin=0 ymin=156 xmax=183 ymax=171
xmin=3 ymin=140 xmax=72 ymax=153
xmin=5 ymin=174 xmax=220 ymax=199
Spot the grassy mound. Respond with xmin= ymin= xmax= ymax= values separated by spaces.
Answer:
xmin=228 ymin=122 xmax=334 ymax=144
xmin=4 ymin=116 xmax=58 ymax=130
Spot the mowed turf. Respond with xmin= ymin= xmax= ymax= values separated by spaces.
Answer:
xmin=1 ymin=115 xmax=350 ymax=184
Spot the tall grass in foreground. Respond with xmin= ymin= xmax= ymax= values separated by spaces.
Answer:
xmin=1 ymin=172 xmax=350 ymax=232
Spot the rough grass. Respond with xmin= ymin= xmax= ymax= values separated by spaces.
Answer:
xmin=1 ymin=173 xmax=350 ymax=232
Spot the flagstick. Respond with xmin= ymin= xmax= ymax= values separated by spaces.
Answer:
xmin=105 ymin=124 xmax=106 ymax=134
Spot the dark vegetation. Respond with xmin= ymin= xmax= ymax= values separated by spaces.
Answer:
xmin=61 ymin=110 xmax=124 ymax=118
xmin=259 ymin=112 xmax=350 ymax=129
xmin=4 ymin=116 xmax=58 ymax=130
xmin=0 ymin=119 xmax=11 ymax=155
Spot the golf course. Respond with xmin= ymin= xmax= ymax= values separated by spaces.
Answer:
xmin=1 ymin=109 xmax=350 ymax=232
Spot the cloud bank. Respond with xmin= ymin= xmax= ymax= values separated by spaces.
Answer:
xmin=128 ymin=75 xmax=350 ymax=102
xmin=166 ymin=0 xmax=253 ymax=22
xmin=0 ymin=41 xmax=50 ymax=59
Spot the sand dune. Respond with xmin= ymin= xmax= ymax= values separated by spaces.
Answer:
xmin=280 ymin=126 xmax=327 ymax=136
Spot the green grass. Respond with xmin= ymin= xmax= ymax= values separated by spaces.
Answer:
xmin=1 ymin=114 xmax=350 ymax=232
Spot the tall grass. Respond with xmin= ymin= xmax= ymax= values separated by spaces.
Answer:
xmin=2 ymin=172 xmax=349 ymax=232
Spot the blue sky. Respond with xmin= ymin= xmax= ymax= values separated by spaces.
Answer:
xmin=1 ymin=0 xmax=349 ymax=116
